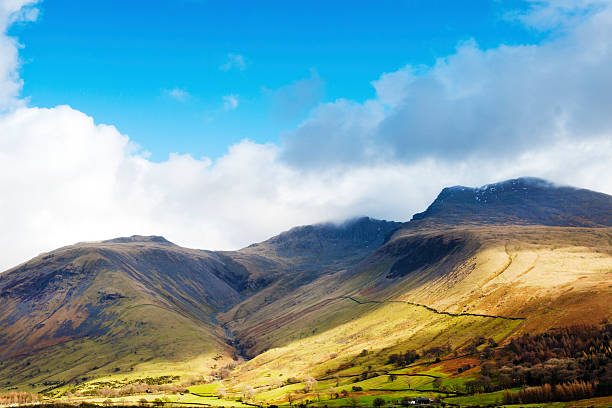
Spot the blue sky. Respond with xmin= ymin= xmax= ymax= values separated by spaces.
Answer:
xmin=10 ymin=0 xmax=540 ymax=161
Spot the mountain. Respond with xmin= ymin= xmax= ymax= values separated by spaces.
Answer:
xmin=0 ymin=237 xmax=256 ymax=391
xmin=211 ymin=179 xmax=612 ymax=361
xmin=243 ymin=217 xmax=400 ymax=268
xmin=0 ymin=177 xmax=611 ymax=407
xmin=0 ymin=218 xmax=399 ymax=392
xmin=411 ymin=177 xmax=612 ymax=227
xmin=214 ymin=178 xmax=612 ymax=398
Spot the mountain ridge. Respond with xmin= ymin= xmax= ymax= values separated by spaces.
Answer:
xmin=0 ymin=176 xmax=611 ymax=400
xmin=411 ymin=176 xmax=612 ymax=227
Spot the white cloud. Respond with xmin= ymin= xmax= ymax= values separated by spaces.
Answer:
xmin=370 ymin=66 xmax=415 ymax=108
xmin=220 ymin=53 xmax=247 ymax=71
xmin=281 ymin=2 xmax=612 ymax=169
xmin=0 ymin=0 xmax=38 ymax=112
xmin=163 ymin=87 xmax=189 ymax=102
xmin=508 ymin=0 xmax=608 ymax=30
xmin=1 ymin=0 xmax=612 ymax=272
xmin=222 ymin=94 xmax=239 ymax=110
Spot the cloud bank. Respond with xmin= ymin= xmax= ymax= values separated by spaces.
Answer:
xmin=1 ymin=0 xmax=612 ymax=271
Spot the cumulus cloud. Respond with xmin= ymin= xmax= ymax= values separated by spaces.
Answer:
xmin=163 ymin=87 xmax=190 ymax=102
xmin=1 ymin=0 xmax=612 ymax=271
xmin=220 ymin=53 xmax=247 ymax=71
xmin=281 ymin=2 xmax=612 ymax=168
xmin=222 ymin=94 xmax=239 ymax=110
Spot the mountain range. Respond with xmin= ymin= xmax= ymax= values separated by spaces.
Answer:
xmin=0 ymin=177 xmax=611 ymax=406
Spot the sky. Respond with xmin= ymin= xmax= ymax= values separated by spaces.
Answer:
xmin=10 ymin=0 xmax=541 ymax=161
xmin=1 ymin=0 xmax=612 ymax=270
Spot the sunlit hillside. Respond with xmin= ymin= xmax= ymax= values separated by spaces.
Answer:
xmin=1 ymin=178 xmax=611 ymax=407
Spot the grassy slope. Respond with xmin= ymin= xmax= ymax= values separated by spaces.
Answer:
xmin=0 ymin=220 xmax=400 ymax=394
xmin=221 ymin=226 xmax=612 ymax=355
xmin=389 ymin=226 xmax=612 ymax=330
xmin=0 ymin=270 xmax=231 ymax=393
xmin=0 ymin=241 xmax=246 ymax=392
xmin=212 ymin=226 xmax=611 ymax=405
xmin=224 ymin=301 xmax=520 ymax=401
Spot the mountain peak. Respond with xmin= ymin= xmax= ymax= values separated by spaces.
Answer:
xmin=243 ymin=217 xmax=401 ymax=268
xmin=101 ymin=235 xmax=174 ymax=245
xmin=411 ymin=177 xmax=612 ymax=227
xmin=265 ymin=216 xmax=400 ymax=247
xmin=444 ymin=176 xmax=552 ymax=192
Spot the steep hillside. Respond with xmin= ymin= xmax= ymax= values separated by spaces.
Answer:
xmin=0 ymin=219 xmax=399 ymax=392
xmin=242 ymin=217 xmax=400 ymax=269
xmin=217 ymin=224 xmax=611 ymax=407
xmin=219 ymin=225 xmax=612 ymax=357
xmin=222 ymin=217 xmax=401 ymax=331
xmin=388 ymin=226 xmax=612 ymax=328
xmin=0 ymin=237 xmax=259 ymax=391
xmin=215 ymin=179 xmax=612 ymax=397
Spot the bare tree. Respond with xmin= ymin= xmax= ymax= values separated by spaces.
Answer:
xmin=241 ymin=385 xmax=254 ymax=400
xmin=304 ymin=375 xmax=317 ymax=392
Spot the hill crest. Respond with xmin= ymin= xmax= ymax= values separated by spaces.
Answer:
xmin=411 ymin=177 xmax=612 ymax=227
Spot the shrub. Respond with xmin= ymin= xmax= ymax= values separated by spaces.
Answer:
xmin=373 ymin=397 xmax=385 ymax=407
xmin=303 ymin=375 xmax=317 ymax=392
xmin=241 ymin=385 xmax=254 ymax=400
xmin=388 ymin=350 xmax=420 ymax=366
xmin=423 ymin=344 xmax=451 ymax=358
